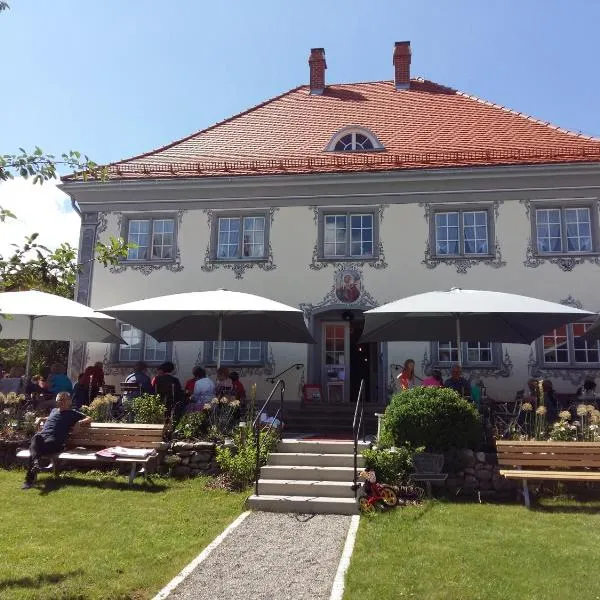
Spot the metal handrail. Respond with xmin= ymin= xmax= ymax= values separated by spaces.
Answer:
xmin=253 ymin=378 xmax=286 ymax=496
xmin=352 ymin=379 xmax=366 ymax=498
xmin=266 ymin=363 xmax=303 ymax=384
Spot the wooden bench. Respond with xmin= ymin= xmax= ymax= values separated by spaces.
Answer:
xmin=17 ymin=422 xmax=165 ymax=485
xmin=496 ymin=440 xmax=600 ymax=507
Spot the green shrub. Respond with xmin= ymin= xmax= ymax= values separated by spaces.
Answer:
xmin=380 ymin=387 xmax=482 ymax=451
xmin=131 ymin=394 xmax=165 ymax=424
xmin=80 ymin=394 xmax=117 ymax=422
xmin=361 ymin=445 xmax=415 ymax=484
xmin=216 ymin=428 xmax=279 ymax=490
xmin=174 ymin=411 xmax=208 ymax=440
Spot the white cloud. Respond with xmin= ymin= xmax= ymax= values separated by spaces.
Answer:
xmin=0 ymin=178 xmax=80 ymax=257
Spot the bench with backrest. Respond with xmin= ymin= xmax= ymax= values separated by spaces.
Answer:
xmin=496 ymin=440 xmax=600 ymax=507
xmin=17 ymin=422 xmax=165 ymax=485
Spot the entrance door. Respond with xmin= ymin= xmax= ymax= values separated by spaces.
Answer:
xmin=349 ymin=319 xmax=379 ymax=403
xmin=322 ymin=322 xmax=349 ymax=403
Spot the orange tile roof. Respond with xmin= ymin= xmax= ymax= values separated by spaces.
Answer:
xmin=70 ymin=79 xmax=600 ymax=181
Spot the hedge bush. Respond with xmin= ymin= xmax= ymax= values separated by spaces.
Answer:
xmin=361 ymin=445 xmax=415 ymax=484
xmin=380 ymin=386 xmax=482 ymax=451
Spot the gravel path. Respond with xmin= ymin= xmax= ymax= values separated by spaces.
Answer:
xmin=167 ymin=512 xmax=352 ymax=600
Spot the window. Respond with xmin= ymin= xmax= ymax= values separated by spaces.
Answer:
xmin=325 ymin=127 xmax=384 ymax=152
xmin=541 ymin=322 xmax=600 ymax=366
xmin=320 ymin=210 xmax=376 ymax=259
xmin=205 ymin=341 xmax=266 ymax=365
xmin=334 ymin=133 xmax=374 ymax=151
xmin=214 ymin=213 xmax=267 ymax=260
xmin=126 ymin=217 xmax=175 ymax=261
xmin=535 ymin=207 xmax=593 ymax=254
xmin=434 ymin=341 xmax=497 ymax=366
xmin=434 ymin=210 xmax=490 ymax=256
xmin=118 ymin=324 xmax=168 ymax=363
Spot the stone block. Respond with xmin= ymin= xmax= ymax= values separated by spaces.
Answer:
xmin=476 ymin=451 xmax=486 ymax=463
xmin=172 ymin=465 xmax=191 ymax=478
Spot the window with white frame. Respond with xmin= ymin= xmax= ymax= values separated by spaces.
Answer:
xmin=216 ymin=215 xmax=266 ymax=259
xmin=541 ymin=322 xmax=600 ymax=365
xmin=535 ymin=207 xmax=594 ymax=254
xmin=126 ymin=217 xmax=175 ymax=261
xmin=321 ymin=211 xmax=376 ymax=259
xmin=206 ymin=341 xmax=266 ymax=365
xmin=435 ymin=341 xmax=496 ymax=366
xmin=118 ymin=324 xmax=168 ymax=363
xmin=326 ymin=127 xmax=383 ymax=152
xmin=434 ymin=210 xmax=490 ymax=256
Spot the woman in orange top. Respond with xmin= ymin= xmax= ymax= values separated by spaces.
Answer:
xmin=397 ymin=358 xmax=419 ymax=391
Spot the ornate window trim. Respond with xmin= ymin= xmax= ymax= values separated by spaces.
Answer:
xmin=109 ymin=210 xmax=185 ymax=275
xmin=309 ymin=205 xmax=387 ymax=270
xmin=422 ymin=345 xmax=512 ymax=379
xmin=201 ymin=208 xmax=277 ymax=279
xmin=109 ymin=324 xmax=173 ymax=368
xmin=521 ymin=198 xmax=600 ymax=271
xmin=324 ymin=126 xmax=384 ymax=152
xmin=420 ymin=201 xmax=506 ymax=274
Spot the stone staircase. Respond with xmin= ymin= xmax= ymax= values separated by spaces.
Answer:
xmin=246 ymin=438 xmax=369 ymax=515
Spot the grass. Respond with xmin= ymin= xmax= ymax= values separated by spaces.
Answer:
xmin=345 ymin=499 xmax=600 ymax=600
xmin=0 ymin=469 xmax=246 ymax=600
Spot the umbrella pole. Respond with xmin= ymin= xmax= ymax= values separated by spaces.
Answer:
xmin=455 ymin=315 xmax=462 ymax=368
xmin=216 ymin=313 xmax=223 ymax=370
xmin=25 ymin=315 xmax=35 ymax=383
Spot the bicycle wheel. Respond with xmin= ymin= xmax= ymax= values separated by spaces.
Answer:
xmin=359 ymin=497 xmax=375 ymax=514
xmin=380 ymin=485 xmax=398 ymax=507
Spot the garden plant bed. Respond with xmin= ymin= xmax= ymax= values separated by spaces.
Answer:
xmin=344 ymin=500 xmax=600 ymax=600
xmin=0 ymin=469 xmax=245 ymax=599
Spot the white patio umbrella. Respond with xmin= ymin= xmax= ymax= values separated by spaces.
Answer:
xmin=361 ymin=288 xmax=592 ymax=366
xmin=99 ymin=289 xmax=315 ymax=368
xmin=0 ymin=290 xmax=124 ymax=380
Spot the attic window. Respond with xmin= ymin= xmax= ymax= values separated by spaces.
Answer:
xmin=326 ymin=127 xmax=383 ymax=152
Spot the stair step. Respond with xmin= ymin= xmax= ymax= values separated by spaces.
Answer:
xmin=278 ymin=440 xmax=370 ymax=454
xmin=268 ymin=452 xmax=365 ymax=468
xmin=257 ymin=479 xmax=356 ymax=498
xmin=260 ymin=465 xmax=355 ymax=482
xmin=247 ymin=494 xmax=359 ymax=515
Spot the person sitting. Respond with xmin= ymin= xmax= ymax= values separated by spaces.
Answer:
xmin=576 ymin=379 xmax=597 ymax=401
xmin=397 ymin=359 xmax=419 ymax=391
xmin=71 ymin=373 xmax=90 ymax=409
xmin=444 ymin=365 xmax=471 ymax=399
xmin=542 ymin=379 xmax=559 ymax=422
xmin=153 ymin=361 xmax=184 ymax=422
xmin=215 ymin=366 xmax=234 ymax=398
xmin=190 ymin=367 xmax=216 ymax=410
xmin=25 ymin=374 xmax=45 ymax=396
xmin=124 ymin=361 xmax=153 ymax=397
xmin=22 ymin=391 xmax=92 ymax=489
xmin=46 ymin=363 xmax=73 ymax=395
xmin=83 ymin=361 xmax=105 ymax=401
xmin=422 ymin=369 xmax=443 ymax=388
xmin=184 ymin=366 xmax=202 ymax=398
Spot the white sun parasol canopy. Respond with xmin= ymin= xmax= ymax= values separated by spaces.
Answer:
xmin=0 ymin=290 xmax=124 ymax=380
xmin=361 ymin=288 xmax=592 ymax=364
xmin=99 ymin=289 xmax=315 ymax=368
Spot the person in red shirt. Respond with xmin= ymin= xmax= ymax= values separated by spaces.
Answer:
xmin=83 ymin=362 xmax=105 ymax=401
xmin=184 ymin=366 xmax=204 ymax=398
xmin=230 ymin=371 xmax=246 ymax=402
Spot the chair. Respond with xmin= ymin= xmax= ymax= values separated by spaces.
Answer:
xmin=491 ymin=390 xmax=524 ymax=439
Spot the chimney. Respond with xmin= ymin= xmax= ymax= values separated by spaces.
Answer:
xmin=309 ymin=48 xmax=327 ymax=95
xmin=393 ymin=41 xmax=411 ymax=90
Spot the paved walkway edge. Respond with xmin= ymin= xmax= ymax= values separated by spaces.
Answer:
xmin=329 ymin=514 xmax=361 ymax=600
xmin=152 ymin=511 xmax=252 ymax=600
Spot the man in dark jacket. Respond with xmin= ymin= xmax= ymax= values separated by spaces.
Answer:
xmin=23 ymin=392 xmax=92 ymax=489
xmin=153 ymin=361 xmax=184 ymax=424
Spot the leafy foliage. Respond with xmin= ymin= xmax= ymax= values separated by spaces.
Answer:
xmin=361 ymin=445 xmax=416 ymax=484
xmin=174 ymin=411 xmax=208 ymax=440
xmin=216 ymin=427 xmax=279 ymax=490
xmin=380 ymin=387 xmax=482 ymax=451
xmin=131 ymin=394 xmax=165 ymax=424
xmin=80 ymin=394 xmax=118 ymax=423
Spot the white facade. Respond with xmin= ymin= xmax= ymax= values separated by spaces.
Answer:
xmin=63 ymin=163 xmax=600 ymax=404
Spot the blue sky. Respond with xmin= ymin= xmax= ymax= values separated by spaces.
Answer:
xmin=1 ymin=1 xmax=599 ymax=253
xmin=2 ymin=0 xmax=600 ymax=166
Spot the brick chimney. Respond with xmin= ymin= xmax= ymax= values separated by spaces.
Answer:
xmin=309 ymin=48 xmax=327 ymax=95
xmin=393 ymin=41 xmax=411 ymax=90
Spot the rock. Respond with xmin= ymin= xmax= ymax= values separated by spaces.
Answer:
xmin=464 ymin=467 xmax=475 ymax=476
xmin=191 ymin=454 xmax=210 ymax=466
xmin=485 ymin=452 xmax=498 ymax=466
xmin=193 ymin=442 xmax=215 ymax=450
xmin=476 ymin=469 xmax=492 ymax=482
xmin=464 ymin=475 xmax=478 ymax=487
xmin=476 ymin=451 xmax=486 ymax=463
xmin=479 ymin=480 xmax=493 ymax=491
xmin=176 ymin=450 xmax=194 ymax=457
xmin=173 ymin=442 xmax=195 ymax=451
xmin=172 ymin=465 xmax=191 ymax=477
xmin=156 ymin=442 xmax=169 ymax=451
xmin=456 ymin=471 xmax=465 ymax=477
xmin=181 ymin=456 xmax=190 ymax=465
xmin=461 ymin=449 xmax=476 ymax=467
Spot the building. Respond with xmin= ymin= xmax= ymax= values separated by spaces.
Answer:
xmin=61 ymin=42 xmax=600 ymax=430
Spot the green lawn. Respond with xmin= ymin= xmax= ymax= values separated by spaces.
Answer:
xmin=0 ymin=469 xmax=246 ymax=600
xmin=345 ymin=500 xmax=600 ymax=600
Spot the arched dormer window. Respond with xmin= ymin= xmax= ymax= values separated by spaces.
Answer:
xmin=325 ymin=126 xmax=384 ymax=152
